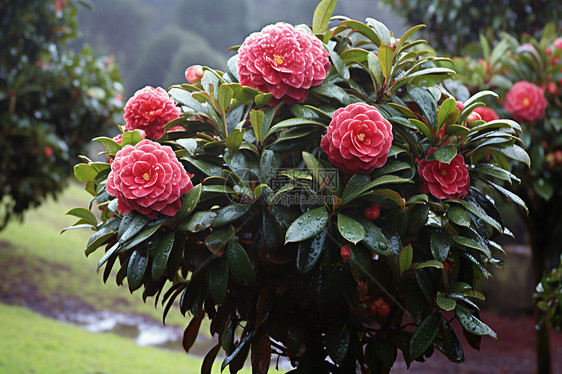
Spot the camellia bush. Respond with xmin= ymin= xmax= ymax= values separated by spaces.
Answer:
xmin=66 ymin=1 xmax=529 ymax=372
xmin=0 ymin=0 xmax=122 ymax=229
xmin=452 ymin=25 xmax=562 ymax=373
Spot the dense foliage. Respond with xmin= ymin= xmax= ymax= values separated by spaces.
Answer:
xmin=535 ymin=254 xmax=562 ymax=332
xmin=67 ymin=1 xmax=528 ymax=372
xmin=451 ymin=24 xmax=562 ymax=373
xmin=381 ymin=0 xmax=562 ymax=55
xmin=0 ymin=0 xmax=122 ymax=229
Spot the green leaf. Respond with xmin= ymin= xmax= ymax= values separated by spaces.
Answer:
xmin=359 ymin=219 xmax=392 ymax=256
xmin=437 ymin=98 xmax=457 ymax=127
xmin=367 ymin=52 xmax=384 ymax=88
xmin=250 ymin=110 xmax=265 ymax=142
xmin=208 ymin=257 xmax=228 ymax=304
xmin=410 ymin=260 xmax=444 ymax=270
xmin=176 ymin=138 xmax=198 ymax=155
xmin=74 ymin=163 xmax=98 ymax=183
xmin=337 ymin=213 xmax=365 ymax=244
xmin=182 ymin=211 xmax=217 ymax=233
xmin=296 ymin=228 xmax=328 ymax=274
xmin=259 ymin=150 xmax=282 ymax=185
xmin=340 ymin=174 xmax=370 ymax=204
xmin=340 ymin=20 xmax=382 ymax=46
xmin=460 ymin=200 xmax=502 ymax=234
xmin=430 ymin=145 xmax=457 ymax=164
xmin=456 ymin=305 xmax=497 ymax=340
xmin=378 ymin=45 xmax=393 ymax=79
xmin=452 ymin=235 xmax=491 ymax=258
xmin=409 ymin=312 xmax=440 ymax=359
xmin=285 ymin=206 xmax=329 ymax=243
xmin=226 ymin=241 xmax=256 ymax=285
xmin=85 ymin=231 xmax=114 ymax=257
xmin=205 ymin=225 xmax=234 ymax=256
xmin=312 ymin=0 xmax=338 ymax=33
xmin=366 ymin=18 xmax=391 ymax=45
xmin=151 ymin=232 xmax=175 ymax=280
xmin=487 ymin=181 xmax=528 ymax=214
xmin=265 ymin=118 xmax=326 ymax=139
xmin=326 ymin=324 xmax=350 ymax=365
xmin=212 ymin=204 xmax=251 ymax=227
xmin=182 ymin=156 xmax=223 ymax=177
xmin=121 ymin=224 xmax=162 ymax=251
xmin=217 ymin=84 xmax=234 ymax=117
xmin=430 ymin=230 xmax=452 ymax=262
xmin=178 ymin=184 xmax=202 ymax=220
xmin=395 ymin=25 xmax=425 ymax=54
xmin=121 ymin=130 xmax=143 ymax=147
xmin=66 ymin=208 xmax=98 ymax=226
xmin=437 ymin=293 xmax=457 ymax=311
xmin=447 ymin=205 xmax=471 ymax=228
xmin=127 ymin=250 xmax=148 ymax=292
xmin=225 ymin=130 xmax=244 ymax=152
xmin=409 ymin=119 xmax=432 ymax=140
xmin=118 ymin=212 xmax=150 ymax=244
xmin=399 ymin=244 xmax=413 ymax=275
xmin=495 ymin=144 xmax=530 ymax=167
xmin=93 ymin=136 xmax=122 ymax=154
xmin=328 ymin=48 xmax=350 ymax=80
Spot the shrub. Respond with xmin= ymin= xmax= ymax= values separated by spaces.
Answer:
xmin=0 ymin=0 xmax=122 ymax=229
xmin=67 ymin=1 xmax=528 ymax=372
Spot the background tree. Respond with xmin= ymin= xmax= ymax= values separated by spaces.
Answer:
xmin=381 ymin=0 xmax=562 ymax=55
xmin=0 ymin=0 xmax=122 ymax=229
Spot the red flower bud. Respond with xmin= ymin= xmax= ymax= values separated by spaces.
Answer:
xmin=466 ymin=111 xmax=482 ymax=126
xmin=44 ymin=146 xmax=53 ymax=158
xmin=340 ymin=245 xmax=351 ymax=263
xmin=377 ymin=302 xmax=390 ymax=318
xmin=364 ymin=203 xmax=381 ymax=221
xmin=455 ymin=100 xmax=464 ymax=112
xmin=185 ymin=65 xmax=204 ymax=83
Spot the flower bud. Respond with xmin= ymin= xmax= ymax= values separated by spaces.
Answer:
xmin=377 ymin=302 xmax=390 ymax=318
xmin=364 ymin=203 xmax=381 ymax=221
xmin=340 ymin=245 xmax=351 ymax=263
xmin=466 ymin=111 xmax=482 ymax=126
xmin=455 ymin=100 xmax=464 ymax=112
xmin=185 ymin=65 xmax=204 ymax=83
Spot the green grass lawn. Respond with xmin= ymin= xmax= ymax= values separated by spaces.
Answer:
xmin=0 ymin=183 xmax=282 ymax=373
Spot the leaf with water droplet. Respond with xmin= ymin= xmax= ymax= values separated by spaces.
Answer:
xmin=285 ymin=206 xmax=329 ymax=243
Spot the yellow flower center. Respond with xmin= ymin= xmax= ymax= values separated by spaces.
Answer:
xmin=143 ymin=172 xmax=150 ymax=181
xmin=522 ymin=97 xmax=530 ymax=107
xmin=441 ymin=169 xmax=447 ymax=177
xmin=357 ymin=133 xmax=366 ymax=141
xmin=273 ymin=55 xmax=284 ymax=66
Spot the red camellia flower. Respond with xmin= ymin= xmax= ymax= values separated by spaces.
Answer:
xmin=124 ymin=86 xmax=180 ymax=140
xmin=106 ymin=139 xmax=193 ymax=219
xmin=321 ymin=103 xmax=393 ymax=174
xmin=504 ymin=81 xmax=548 ymax=123
xmin=473 ymin=106 xmax=499 ymax=123
xmin=237 ymin=23 xmax=330 ymax=105
xmin=364 ymin=203 xmax=381 ymax=221
xmin=418 ymin=148 xmax=470 ymax=200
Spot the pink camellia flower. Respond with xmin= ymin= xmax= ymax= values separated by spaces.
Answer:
xmin=106 ymin=139 xmax=193 ymax=219
xmin=321 ymin=103 xmax=393 ymax=174
xmin=504 ymin=81 xmax=548 ymax=123
xmin=124 ymin=86 xmax=180 ymax=140
xmin=185 ymin=65 xmax=204 ymax=83
xmin=237 ymin=23 xmax=331 ymax=105
xmin=418 ymin=148 xmax=470 ymax=200
xmin=473 ymin=106 xmax=499 ymax=123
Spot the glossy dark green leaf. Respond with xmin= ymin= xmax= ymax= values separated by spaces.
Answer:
xmin=341 ymin=174 xmax=370 ymax=204
xmin=337 ymin=213 xmax=365 ymax=244
xmin=226 ymin=241 xmax=256 ymax=285
xmin=285 ymin=206 xmax=329 ymax=243
xmin=151 ymin=232 xmax=174 ymax=280
xmin=201 ymin=342 xmax=221 ymax=374
xmin=182 ymin=155 xmax=223 ymax=177
xmin=74 ymin=163 xmax=98 ymax=183
xmin=93 ymin=136 xmax=122 ymax=154
xmin=359 ymin=219 xmax=391 ymax=255
xmin=296 ymin=228 xmax=328 ymax=274
xmin=441 ymin=316 xmax=464 ymax=363
xmin=118 ymin=212 xmax=150 ymax=243
xmin=326 ymin=324 xmax=350 ymax=365
xmin=182 ymin=211 xmax=217 ymax=233
xmin=430 ymin=230 xmax=452 ymax=262
xmin=66 ymin=207 xmax=98 ymax=227
xmin=447 ymin=205 xmax=471 ymax=228
xmin=366 ymin=18 xmax=392 ymax=45
xmin=259 ymin=149 xmax=283 ymax=185
xmin=409 ymin=312 xmax=440 ymax=359
xmin=378 ymin=45 xmax=393 ymax=79
xmin=430 ymin=145 xmax=457 ymax=164
xmin=121 ymin=130 xmax=143 ymax=147
xmin=204 ymin=225 xmax=234 ymax=256
xmin=177 ymin=184 xmax=202 ymax=221
xmin=127 ymin=250 xmax=148 ymax=292
xmin=452 ymin=235 xmax=491 ymax=258
xmin=456 ymin=305 xmax=497 ymax=340
xmin=120 ymin=224 xmax=161 ymax=251
xmin=460 ymin=200 xmax=502 ymax=234
xmin=436 ymin=293 xmax=456 ymax=311
xmin=208 ymin=257 xmax=228 ymax=304
xmin=221 ymin=330 xmax=256 ymax=371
